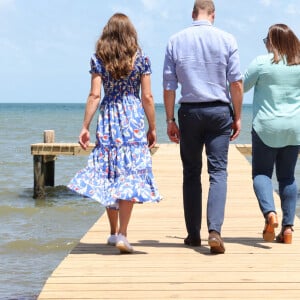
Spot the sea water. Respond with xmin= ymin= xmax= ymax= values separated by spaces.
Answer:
xmin=0 ymin=103 xmax=299 ymax=299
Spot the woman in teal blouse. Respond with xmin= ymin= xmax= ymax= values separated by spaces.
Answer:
xmin=244 ymin=24 xmax=300 ymax=244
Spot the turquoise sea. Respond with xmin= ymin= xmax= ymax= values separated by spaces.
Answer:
xmin=0 ymin=103 xmax=299 ymax=299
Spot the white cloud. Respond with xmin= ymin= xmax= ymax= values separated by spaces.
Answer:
xmin=260 ymin=0 xmax=272 ymax=7
xmin=141 ymin=0 xmax=164 ymax=13
xmin=285 ymin=4 xmax=300 ymax=15
xmin=141 ymin=0 xmax=160 ymax=11
xmin=140 ymin=0 xmax=167 ymax=21
xmin=0 ymin=37 xmax=30 ymax=71
xmin=0 ymin=0 xmax=15 ymax=11
xmin=0 ymin=37 xmax=18 ymax=52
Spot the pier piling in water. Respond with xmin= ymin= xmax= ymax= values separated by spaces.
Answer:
xmin=33 ymin=130 xmax=56 ymax=199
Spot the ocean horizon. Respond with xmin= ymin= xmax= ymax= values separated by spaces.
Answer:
xmin=0 ymin=103 xmax=299 ymax=299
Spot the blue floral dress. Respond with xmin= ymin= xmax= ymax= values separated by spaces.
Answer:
xmin=68 ymin=51 xmax=161 ymax=208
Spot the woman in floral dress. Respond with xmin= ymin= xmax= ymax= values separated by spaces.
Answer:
xmin=68 ymin=13 xmax=161 ymax=253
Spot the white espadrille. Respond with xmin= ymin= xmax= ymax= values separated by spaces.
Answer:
xmin=116 ymin=234 xmax=133 ymax=253
xmin=107 ymin=234 xmax=118 ymax=246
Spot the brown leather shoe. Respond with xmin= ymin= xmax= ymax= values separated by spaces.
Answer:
xmin=263 ymin=212 xmax=278 ymax=242
xmin=208 ymin=231 xmax=225 ymax=254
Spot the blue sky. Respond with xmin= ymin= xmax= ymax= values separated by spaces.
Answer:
xmin=0 ymin=0 xmax=300 ymax=104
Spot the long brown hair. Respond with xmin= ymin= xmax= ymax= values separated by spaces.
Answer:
xmin=96 ymin=13 xmax=139 ymax=79
xmin=267 ymin=24 xmax=300 ymax=65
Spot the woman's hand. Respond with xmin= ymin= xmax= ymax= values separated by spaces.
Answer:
xmin=78 ymin=128 xmax=90 ymax=150
xmin=147 ymin=129 xmax=157 ymax=149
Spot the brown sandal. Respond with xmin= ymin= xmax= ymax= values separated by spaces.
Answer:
xmin=263 ymin=212 xmax=278 ymax=242
xmin=276 ymin=226 xmax=293 ymax=244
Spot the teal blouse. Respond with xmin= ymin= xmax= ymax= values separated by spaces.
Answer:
xmin=244 ymin=53 xmax=300 ymax=147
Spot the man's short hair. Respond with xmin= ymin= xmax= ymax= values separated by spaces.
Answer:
xmin=193 ymin=0 xmax=215 ymax=16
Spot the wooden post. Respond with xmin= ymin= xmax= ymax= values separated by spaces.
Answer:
xmin=33 ymin=130 xmax=56 ymax=199
xmin=33 ymin=155 xmax=45 ymax=199
xmin=44 ymin=130 xmax=55 ymax=186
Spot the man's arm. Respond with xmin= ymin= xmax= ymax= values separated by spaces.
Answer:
xmin=163 ymin=89 xmax=180 ymax=144
xmin=230 ymin=80 xmax=243 ymax=141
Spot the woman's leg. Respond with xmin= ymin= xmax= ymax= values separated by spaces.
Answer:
xmin=276 ymin=146 xmax=299 ymax=227
xmin=118 ymin=200 xmax=134 ymax=236
xmin=116 ymin=200 xmax=134 ymax=253
xmin=252 ymin=130 xmax=277 ymax=216
xmin=106 ymin=207 xmax=118 ymax=235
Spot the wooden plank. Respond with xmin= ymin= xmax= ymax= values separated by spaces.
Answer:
xmin=31 ymin=143 xmax=95 ymax=156
xmin=30 ymin=143 xmax=297 ymax=157
xmin=39 ymin=282 xmax=300 ymax=292
xmin=38 ymin=144 xmax=300 ymax=299
xmin=31 ymin=143 xmax=159 ymax=156
xmin=36 ymin=289 xmax=300 ymax=300
xmin=235 ymin=143 xmax=252 ymax=155
xmin=235 ymin=144 xmax=300 ymax=156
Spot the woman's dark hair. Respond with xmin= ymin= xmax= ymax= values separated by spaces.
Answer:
xmin=268 ymin=23 xmax=300 ymax=65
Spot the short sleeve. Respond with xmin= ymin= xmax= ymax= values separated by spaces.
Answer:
xmin=141 ymin=54 xmax=152 ymax=75
xmin=89 ymin=54 xmax=103 ymax=75
xmin=226 ymin=35 xmax=243 ymax=83
xmin=163 ymin=40 xmax=178 ymax=90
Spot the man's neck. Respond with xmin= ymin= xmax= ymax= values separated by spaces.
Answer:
xmin=193 ymin=13 xmax=214 ymax=24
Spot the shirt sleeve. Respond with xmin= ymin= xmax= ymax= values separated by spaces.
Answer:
xmin=141 ymin=54 xmax=152 ymax=75
xmin=226 ymin=36 xmax=243 ymax=83
xmin=89 ymin=54 xmax=103 ymax=75
xmin=163 ymin=40 xmax=178 ymax=90
xmin=243 ymin=57 xmax=261 ymax=93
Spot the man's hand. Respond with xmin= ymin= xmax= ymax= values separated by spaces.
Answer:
xmin=167 ymin=122 xmax=180 ymax=143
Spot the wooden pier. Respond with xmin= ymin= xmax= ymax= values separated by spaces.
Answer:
xmin=37 ymin=143 xmax=300 ymax=299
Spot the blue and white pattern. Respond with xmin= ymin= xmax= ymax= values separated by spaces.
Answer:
xmin=68 ymin=51 xmax=161 ymax=207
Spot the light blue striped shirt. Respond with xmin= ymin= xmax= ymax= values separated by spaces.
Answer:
xmin=163 ymin=20 xmax=242 ymax=104
xmin=244 ymin=53 xmax=300 ymax=147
